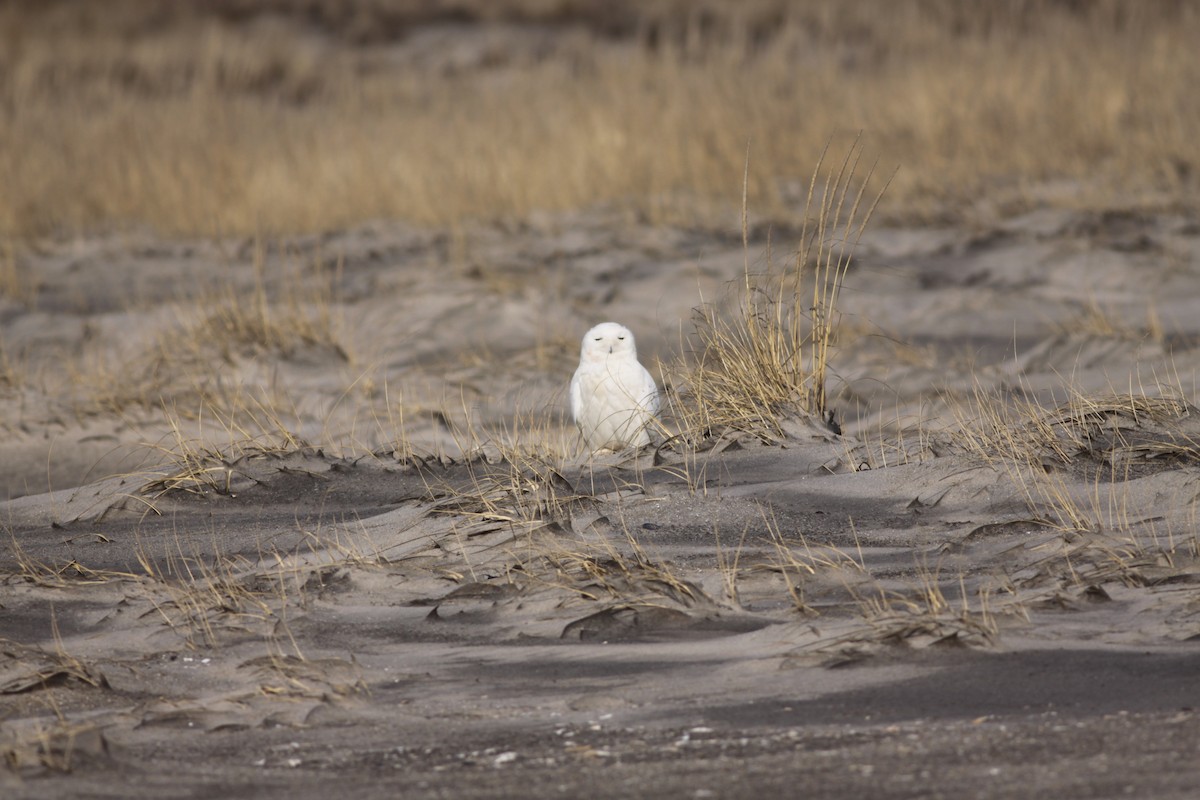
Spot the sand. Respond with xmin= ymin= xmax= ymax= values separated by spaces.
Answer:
xmin=2 ymin=197 xmax=1200 ymax=798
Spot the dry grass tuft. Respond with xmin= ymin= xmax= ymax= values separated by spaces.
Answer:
xmin=754 ymin=508 xmax=867 ymax=614
xmin=126 ymin=529 xmax=368 ymax=651
xmin=949 ymin=379 xmax=1200 ymax=600
xmin=133 ymin=547 xmax=280 ymax=649
xmin=1 ymin=719 xmax=109 ymax=776
xmin=951 ymin=382 xmax=1197 ymax=479
xmin=411 ymin=393 xmax=590 ymax=529
xmin=62 ymin=240 xmax=349 ymax=420
xmin=666 ymin=140 xmax=885 ymax=443
xmin=853 ymin=572 xmax=1002 ymax=649
xmin=1056 ymin=299 xmax=1166 ymax=344
xmin=0 ymin=338 xmax=17 ymax=391
xmin=0 ymin=638 xmax=107 ymax=695
xmin=138 ymin=401 xmax=308 ymax=500
xmin=1015 ymin=531 xmax=1199 ymax=594
xmin=0 ymin=240 xmax=38 ymax=307
xmin=425 ymin=453 xmax=587 ymax=533
xmin=178 ymin=242 xmax=349 ymax=364
xmin=4 ymin=532 xmax=137 ymax=589
xmin=0 ymin=618 xmax=112 ymax=775
xmin=240 ymin=653 xmax=366 ymax=699
xmin=536 ymin=531 xmax=707 ymax=611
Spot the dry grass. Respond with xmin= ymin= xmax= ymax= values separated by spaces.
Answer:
xmin=49 ymin=237 xmax=357 ymax=487
xmin=756 ymin=508 xmax=867 ymax=614
xmin=1 ymin=1 xmax=1197 ymax=240
xmin=400 ymin=413 xmax=705 ymax=612
xmin=0 ymin=614 xmax=111 ymax=775
xmin=759 ymin=507 xmax=1010 ymax=649
xmin=522 ymin=508 xmax=712 ymax=618
xmin=0 ymin=239 xmax=38 ymax=307
xmin=0 ymin=338 xmax=17 ymax=391
xmin=425 ymin=452 xmax=585 ymax=533
xmin=240 ymin=653 xmax=366 ymax=699
xmin=66 ymin=348 xmax=172 ymax=419
xmin=3 ymin=542 xmax=134 ymax=590
xmin=1055 ymin=299 xmax=1166 ymax=344
xmin=664 ymin=139 xmax=884 ymax=443
xmin=413 ymin=396 xmax=586 ymax=530
xmin=1 ymin=719 xmax=109 ymax=776
xmin=133 ymin=546 xmax=278 ymax=649
xmin=1015 ymin=530 xmax=1199 ymax=594
xmin=849 ymin=577 xmax=1003 ymax=650
xmin=61 ymin=239 xmax=349 ymax=420
xmin=125 ymin=522 xmax=385 ymax=651
xmin=536 ymin=540 xmax=707 ymax=611
xmin=175 ymin=242 xmax=349 ymax=364
xmin=755 ymin=508 xmax=1020 ymax=651
xmin=950 ymin=380 xmax=1197 ymax=481
xmin=948 ymin=380 xmax=1200 ymax=596
xmin=0 ymin=635 xmax=106 ymax=696
xmin=6 ymin=515 xmax=376 ymax=654
xmin=137 ymin=401 xmax=306 ymax=501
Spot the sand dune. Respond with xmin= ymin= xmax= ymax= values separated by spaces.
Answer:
xmin=4 ymin=201 xmax=1200 ymax=798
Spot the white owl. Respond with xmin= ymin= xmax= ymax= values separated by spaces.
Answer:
xmin=569 ymin=322 xmax=660 ymax=452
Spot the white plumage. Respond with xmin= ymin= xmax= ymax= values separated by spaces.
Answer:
xmin=570 ymin=322 xmax=660 ymax=452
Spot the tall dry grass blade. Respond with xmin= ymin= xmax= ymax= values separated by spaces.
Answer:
xmin=668 ymin=139 xmax=887 ymax=443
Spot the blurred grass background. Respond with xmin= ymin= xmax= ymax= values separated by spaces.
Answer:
xmin=1 ymin=0 xmax=1197 ymax=239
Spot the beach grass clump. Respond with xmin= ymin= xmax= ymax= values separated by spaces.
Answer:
xmin=134 ymin=548 xmax=279 ymax=649
xmin=0 ymin=336 xmax=20 ymax=391
xmin=412 ymin=398 xmax=587 ymax=530
xmin=1055 ymin=298 xmax=1166 ymax=344
xmin=0 ymin=633 xmax=107 ymax=695
xmin=667 ymin=141 xmax=885 ymax=444
xmin=0 ymin=240 xmax=38 ymax=308
xmin=1 ymin=719 xmax=110 ymax=776
xmin=952 ymin=383 xmax=1197 ymax=483
xmin=950 ymin=381 xmax=1200 ymax=595
xmin=3 ymin=533 xmax=137 ymax=589
xmin=426 ymin=453 xmax=586 ymax=532
xmin=854 ymin=574 xmax=1002 ymax=649
xmin=528 ymin=520 xmax=711 ymax=617
xmin=60 ymin=240 xmax=348 ymax=421
xmin=175 ymin=242 xmax=349 ymax=364
xmin=137 ymin=398 xmax=307 ymax=501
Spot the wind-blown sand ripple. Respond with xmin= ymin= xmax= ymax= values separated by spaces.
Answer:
xmin=4 ymin=206 xmax=1200 ymax=796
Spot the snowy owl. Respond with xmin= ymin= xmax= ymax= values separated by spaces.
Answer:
xmin=569 ymin=322 xmax=660 ymax=452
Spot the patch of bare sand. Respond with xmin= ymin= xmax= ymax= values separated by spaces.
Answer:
xmin=4 ymin=207 xmax=1200 ymax=797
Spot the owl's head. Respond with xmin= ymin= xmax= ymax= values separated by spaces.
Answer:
xmin=580 ymin=322 xmax=638 ymax=361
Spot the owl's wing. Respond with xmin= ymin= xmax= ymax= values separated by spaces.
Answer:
xmin=568 ymin=368 xmax=584 ymax=424
xmin=635 ymin=361 xmax=660 ymax=416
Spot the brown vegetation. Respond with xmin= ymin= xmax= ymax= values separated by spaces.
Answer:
xmin=2 ymin=0 xmax=1197 ymax=239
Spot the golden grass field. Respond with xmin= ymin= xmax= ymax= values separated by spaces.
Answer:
xmin=1 ymin=0 xmax=1197 ymax=239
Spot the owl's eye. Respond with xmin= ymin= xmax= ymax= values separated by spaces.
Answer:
xmin=594 ymin=337 xmax=603 ymax=341
xmin=617 ymin=336 xmax=625 ymax=340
